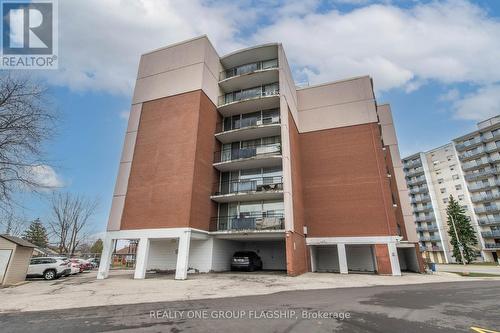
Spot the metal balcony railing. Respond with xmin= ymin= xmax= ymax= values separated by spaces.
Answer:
xmin=414 ymin=205 xmax=434 ymax=213
xmin=409 ymin=186 xmax=428 ymax=194
xmin=486 ymin=145 xmax=500 ymax=153
xmin=475 ymin=206 xmax=500 ymax=214
xmin=217 ymin=111 xmax=280 ymax=133
xmin=421 ymin=245 xmax=444 ymax=251
xmin=213 ymin=177 xmax=283 ymax=196
xmin=220 ymin=59 xmax=278 ymax=81
xmin=462 ymin=159 xmax=490 ymax=171
xmin=459 ymin=148 xmax=486 ymax=161
xmin=218 ymin=86 xmax=279 ymax=107
xmin=405 ymin=168 xmax=424 ymax=178
xmin=213 ymin=210 xmax=285 ymax=231
xmin=404 ymin=159 xmax=422 ymax=169
xmin=478 ymin=217 xmax=500 ymax=226
xmin=416 ymin=224 xmax=439 ymax=231
xmin=415 ymin=215 xmax=435 ymax=223
xmin=481 ymin=231 xmax=500 ymax=238
xmin=482 ymin=131 xmax=500 ymax=143
xmin=468 ymin=180 xmax=500 ymax=192
xmin=407 ymin=176 xmax=427 ymax=186
xmin=464 ymin=168 xmax=499 ymax=181
xmin=419 ymin=236 xmax=442 ymax=242
xmin=214 ymin=143 xmax=281 ymax=163
xmin=455 ymin=138 xmax=482 ymax=151
xmin=484 ymin=243 xmax=500 ymax=249
xmin=471 ymin=193 xmax=500 ymax=203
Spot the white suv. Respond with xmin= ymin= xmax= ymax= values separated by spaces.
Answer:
xmin=26 ymin=257 xmax=71 ymax=280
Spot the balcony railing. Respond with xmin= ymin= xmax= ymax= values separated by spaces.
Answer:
xmin=478 ymin=217 xmax=500 ymax=226
xmin=475 ymin=206 xmax=500 ymax=214
xmin=213 ymin=177 xmax=283 ymax=196
xmin=455 ymin=137 xmax=482 ymax=151
xmin=214 ymin=143 xmax=281 ymax=163
xmin=481 ymin=230 xmax=500 ymax=238
xmin=485 ymin=145 xmax=500 ymax=154
xmin=464 ymin=168 xmax=499 ymax=181
xmin=414 ymin=205 xmax=434 ymax=213
xmin=403 ymin=159 xmax=422 ymax=169
xmin=416 ymin=224 xmax=439 ymax=231
xmin=462 ymin=159 xmax=490 ymax=171
xmin=409 ymin=186 xmax=428 ymax=195
xmin=471 ymin=193 xmax=500 ymax=203
xmin=218 ymin=85 xmax=279 ymax=107
xmin=459 ymin=148 xmax=486 ymax=161
xmin=484 ymin=243 xmax=500 ymax=249
xmin=419 ymin=236 xmax=442 ymax=242
xmin=482 ymin=131 xmax=500 ymax=143
xmin=217 ymin=109 xmax=280 ymax=133
xmin=468 ymin=180 xmax=500 ymax=192
xmin=405 ymin=168 xmax=424 ymax=178
xmin=415 ymin=215 xmax=435 ymax=223
xmin=213 ymin=210 xmax=285 ymax=231
xmin=407 ymin=176 xmax=427 ymax=186
xmin=220 ymin=59 xmax=278 ymax=81
xmin=421 ymin=245 xmax=444 ymax=251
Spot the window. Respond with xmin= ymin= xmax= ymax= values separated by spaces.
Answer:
xmin=436 ymin=170 xmax=441 ymax=175
xmin=455 ymin=184 xmax=462 ymax=191
xmin=433 ymin=160 xmax=440 ymax=165
xmin=458 ymin=194 xmax=465 ymax=200
xmin=440 ymin=188 xmax=446 ymax=194
xmin=452 ymin=174 xmax=459 ymax=180
xmin=461 ymin=205 xmax=468 ymax=210
xmin=447 ymin=155 xmax=454 ymax=161
xmin=450 ymin=164 xmax=455 ymax=171
xmin=438 ymin=178 xmax=444 ymax=184
xmin=443 ymin=198 xmax=449 ymax=204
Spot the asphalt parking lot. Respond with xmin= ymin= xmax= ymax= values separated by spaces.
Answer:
xmin=1 ymin=280 xmax=499 ymax=332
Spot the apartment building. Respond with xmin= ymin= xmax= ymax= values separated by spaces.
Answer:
xmin=403 ymin=145 xmax=475 ymax=263
xmin=403 ymin=115 xmax=500 ymax=263
xmin=453 ymin=116 xmax=500 ymax=263
xmin=97 ymin=36 xmax=423 ymax=280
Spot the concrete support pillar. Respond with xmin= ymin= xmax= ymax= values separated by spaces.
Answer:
xmin=310 ymin=246 xmax=317 ymax=272
xmin=97 ymin=237 xmax=116 ymax=279
xmin=134 ymin=238 xmax=150 ymax=279
xmin=175 ymin=230 xmax=191 ymax=280
xmin=337 ymin=243 xmax=348 ymax=274
xmin=388 ymin=243 xmax=401 ymax=276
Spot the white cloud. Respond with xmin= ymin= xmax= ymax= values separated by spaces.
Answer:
xmin=439 ymin=88 xmax=460 ymax=102
xmin=28 ymin=165 xmax=65 ymax=189
xmin=119 ymin=110 xmax=130 ymax=121
xmin=40 ymin=0 xmax=500 ymax=104
xmin=451 ymin=85 xmax=500 ymax=121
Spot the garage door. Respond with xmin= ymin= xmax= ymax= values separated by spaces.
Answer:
xmin=0 ymin=250 xmax=13 ymax=284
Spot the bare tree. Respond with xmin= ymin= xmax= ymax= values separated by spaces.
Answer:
xmin=0 ymin=73 xmax=57 ymax=209
xmin=0 ymin=209 xmax=27 ymax=236
xmin=48 ymin=192 xmax=98 ymax=255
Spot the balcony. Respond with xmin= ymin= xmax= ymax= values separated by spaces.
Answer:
xmin=468 ymin=180 xmax=500 ymax=192
xmin=403 ymin=159 xmax=422 ymax=169
xmin=462 ymin=159 xmax=490 ymax=171
xmin=471 ymin=193 xmax=500 ymax=203
xmin=407 ymin=176 xmax=427 ymax=186
xmin=478 ymin=217 xmax=500 ymax=226
xmin=481 ymin=230 xmax=500 ymax=238
xmin=474 ymin=205 xmax=500 ymax=214
xmin=416 ymin=224 xmax=439 ymax=232
xmin=484 ymin=243 xmax=500 ymax=249
xmin=215 ymin=110 xmax=281 ymax=144
xmin=218 ymin=84 xmax=280 ymax=117
xmin=459 ymin=148 xmax=486 ymax=161
xmin=219 ymin=59 xmax=279 ymax=92
xmin=211 ymin=177 xmax=284 ymax=203
xmin=482 ymin=131 xmax=500 ymax=143
xmin=415 ymin=215 xmax=435 ymax=223
xmin=419 ymin=236 xmax=442 ymax=242
xmin=214 ymin=143 xmax=282 ymax=172
xmin=405 ymin=167 xmax=424 ymax=178
xmin=414 ymin=204 xmax=434 ymax=213
xmin=409 ymin=186 xmax=428 ymax=195
xmin=421 ymin=245 xmax=444 ymax=252
xmin=455 ymin=137 xmax=482 ymax=151
xmin=464 ymin=168 xmax=499 ymax=181
xmin=213 ymin=211 xmax=285 ymax=232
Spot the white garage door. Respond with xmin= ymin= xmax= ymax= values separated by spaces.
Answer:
xmin=0 ymin=250 xmax=13 ymax=284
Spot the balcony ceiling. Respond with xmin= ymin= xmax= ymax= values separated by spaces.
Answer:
xmin=220 ymin=44 xmax=279 ymax=69
xmin=213 ymin=155 xmax=282 ymax=172
xmin=211 ymin=191 xmax=284 ymax=203
xmin=219 ymin=69 xmax=279 ymax=92
xmin=218 ymin=95 xmax=280 ymax=117
xmin=212 ymin=231 xmax=286 ymax=241
xmin=215 ymin=124 xmax=281 ymax=144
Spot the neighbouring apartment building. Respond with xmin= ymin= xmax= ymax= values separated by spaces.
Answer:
xmin=403 ymin=115 xmax=500 ymax=263
xmin=97 ymin=36 xmax=423 ymax=280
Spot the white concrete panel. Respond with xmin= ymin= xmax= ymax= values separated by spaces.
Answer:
xmin=389 ymin=145 xmax=403 ymax=169
xmin=202 ymin=64 xmax=220 ymax=106
xmin=127 ymin=104 xmax=142 ymax=133
xmin=147 ymin=239 xmax=178 ymax=271
xmin=346 ymin=245 xmax=375 ymax=272
xmin=113 ymin=162 xmax=131 ymax=196
xmin=211 ymin=239 xmax=241 ymax=271
xmin=298 ymin=100 xmax=378 ymax=132
xmin=121 ymin=132 xmax=137 ymax=163
xmin=134 ymin=238 xmax=151 ymax=279
xmin=137 ymin=36 xmax=208 ymax=79
xmin=132 ymin=62 xmax=205 ymax=105
xmin=316 ymin=246 xmax=340 ymax=272
xmin=381 ymin=124 xmax=398 ymax=146
xmin=203 ymin=39 xmax=222 ymax=82
xmin=189 ymin=239 xmax=213 ymax=273
xmin=107 ymin=196 xmax=125 ymax=231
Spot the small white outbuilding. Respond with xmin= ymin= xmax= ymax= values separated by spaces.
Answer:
xmin=0 ymin=234 xmax=36 ymax=286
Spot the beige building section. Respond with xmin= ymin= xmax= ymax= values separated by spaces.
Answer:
xmin=0 ymin=236 xmax=34 ymax=286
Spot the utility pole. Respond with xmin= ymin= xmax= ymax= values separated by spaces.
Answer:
xmin=450 ymin=213 xmax=466 ymax=266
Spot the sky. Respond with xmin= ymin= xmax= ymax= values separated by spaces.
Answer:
xmin=3 ymin=0 xmax=500 ymax=236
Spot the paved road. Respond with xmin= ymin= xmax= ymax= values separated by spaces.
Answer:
xmin=437 ymin=264 xmax=500 ymax=274
xmin=1 ymin=281 xmax=499 ymax=332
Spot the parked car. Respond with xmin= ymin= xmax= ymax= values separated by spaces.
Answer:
xmin=70 ymin=258 xmax=91 ymax=271
xmin=87 ymin=258 xmax=99 ymax=269
xmin=231 ymin=251 xmax=263 ymax=271
xmin=27 ymin=257 xmax=71 ymax=280
xmin=69 ymin=259 xmax=81 ymax=274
